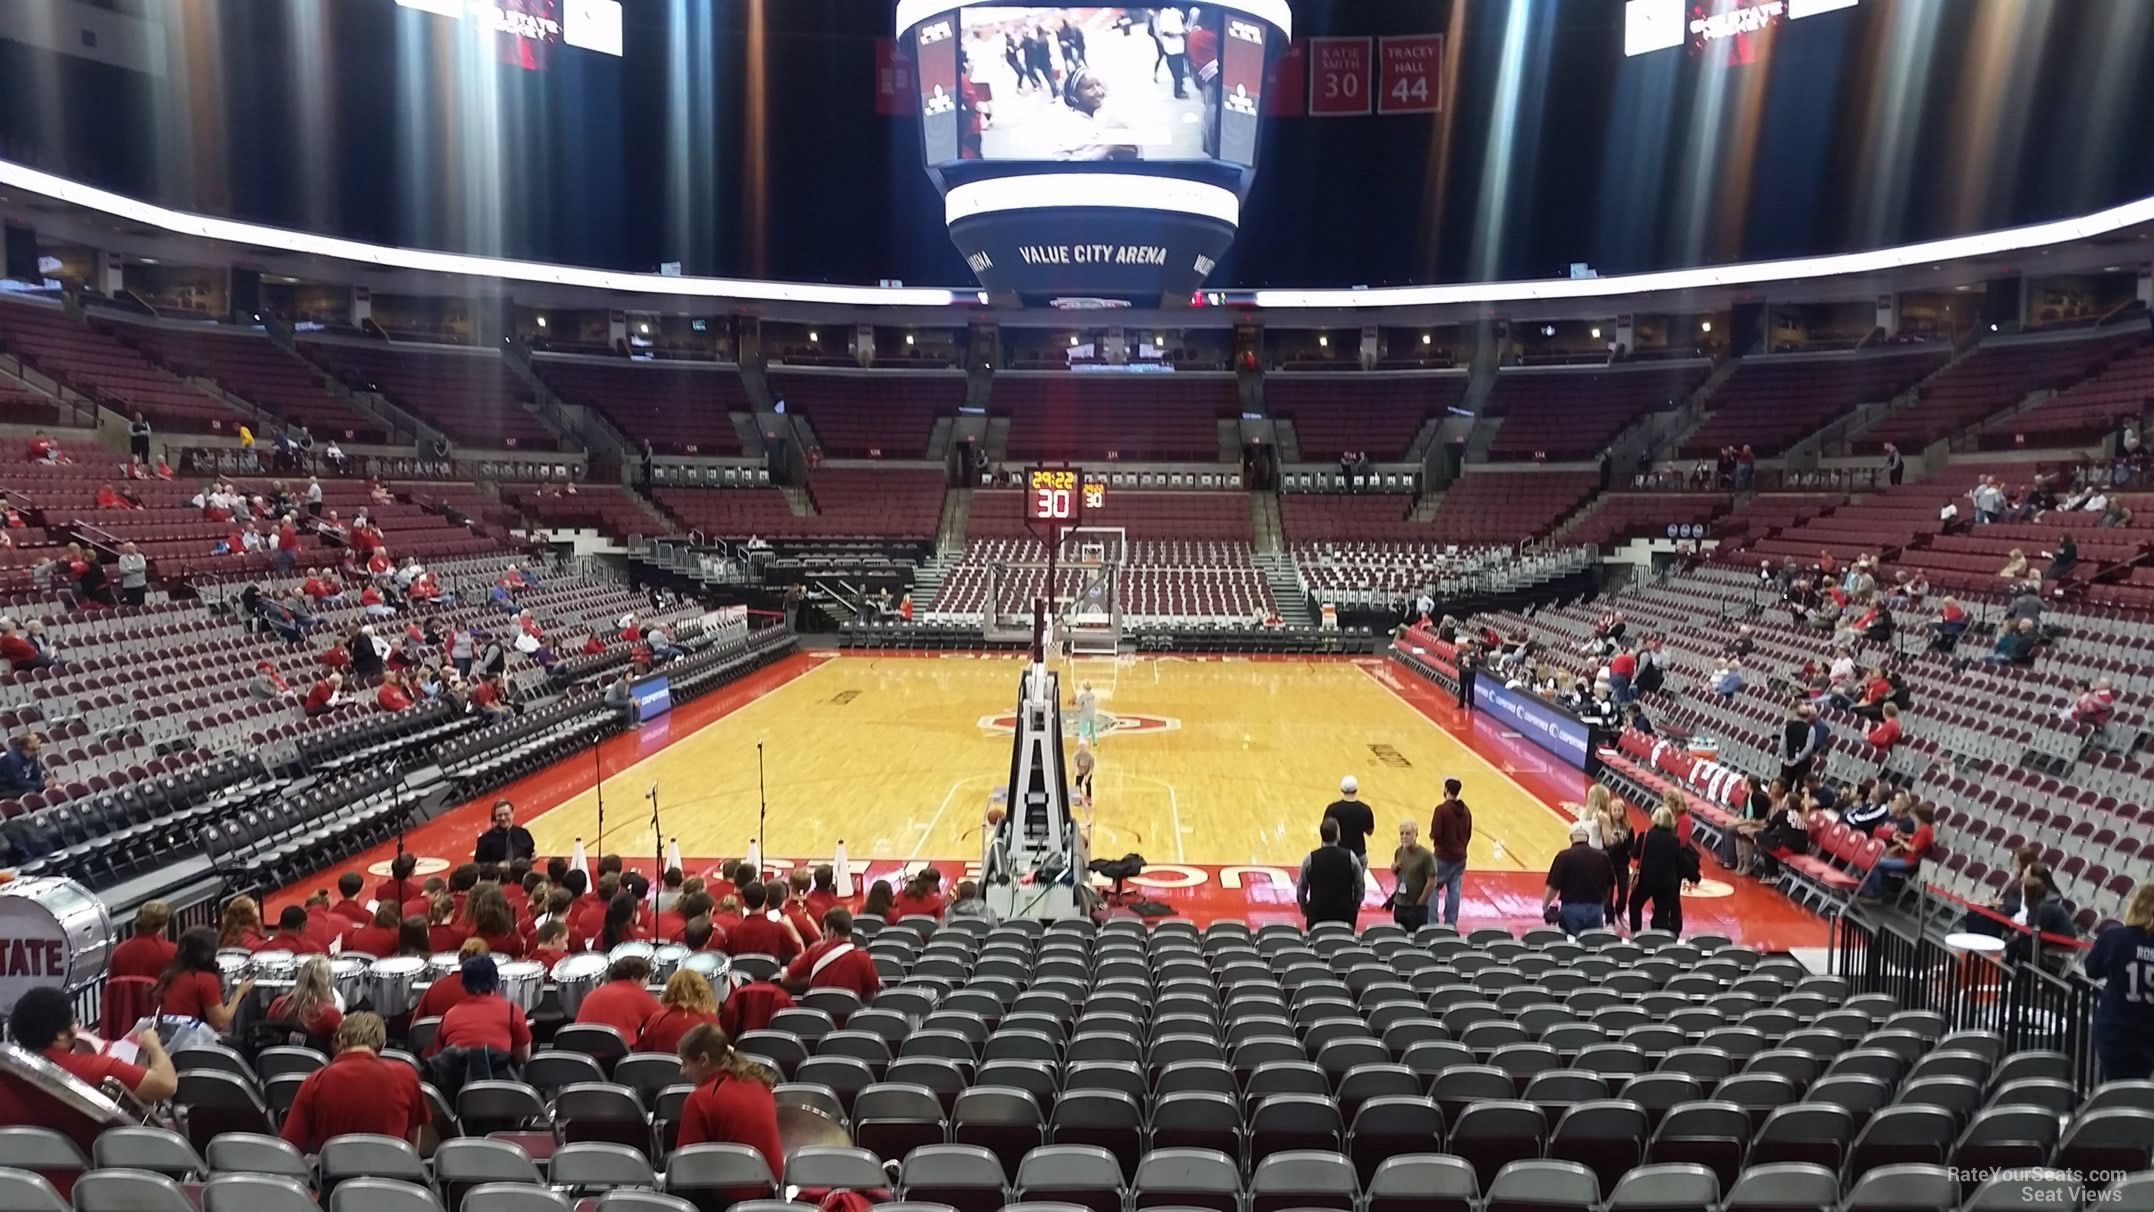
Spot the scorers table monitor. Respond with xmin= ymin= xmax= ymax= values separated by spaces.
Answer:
xmin=1026 ymin=467 xmax=1107 ymax=523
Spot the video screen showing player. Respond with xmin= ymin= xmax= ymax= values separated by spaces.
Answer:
xmin=958 ymin=6 xmax=1224 ymax=161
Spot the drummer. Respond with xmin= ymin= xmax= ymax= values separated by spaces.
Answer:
xmin=0 ymin=987 xmax=178 ymax=1170
xmin=328 ymin=873 xmax=373 ymax=927
xmin=153 ymin=928 xmax=254 ymax=1032
xmin=674 ymin=1022 xmax=784 ymax=1176
xmin=261 ymin=906 xmax=319 ymax=954
xmin=279 ymin=1012 xmax=428 ymax=1153
xmin=429 ymin=956 xmax=533 ymax=1064
xmin=471 ymin=890 xmax=525 ymax=957
xmin=412 ymin=938 xmax=492 ymax=1023
xmin=263 ymin=957 xmax=344 ymax=1048
xmin=779 ymin=908 xmax=879 ymax=1005
xmin=109 ymin=901 xmax=177 ymax=981
xmin=218 ymin=896 xmax=269 ymax=950
xmin=638 ymin=969 xmax=722 ymax=1054
xmin=575 ymin=955 xmax=661 ymax=1042
xmin=344 ymin=903 xmax=403 ymax=958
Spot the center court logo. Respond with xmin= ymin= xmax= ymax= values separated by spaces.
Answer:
xmin=978 ymin=711 xmax=1181 ymax=737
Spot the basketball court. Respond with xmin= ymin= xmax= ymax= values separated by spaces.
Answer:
xmin=273 ymin=650 xmax=1828 ymax=949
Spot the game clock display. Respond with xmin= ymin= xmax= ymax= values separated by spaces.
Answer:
xmin=1026 ymin=467 xmax=1105 ymax=521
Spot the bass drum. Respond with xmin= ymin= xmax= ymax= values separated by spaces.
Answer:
xmin=0 ymin=877 xmax=114 ymax=1011
xmin=551 ymin=953 xmax=611 ymax=1017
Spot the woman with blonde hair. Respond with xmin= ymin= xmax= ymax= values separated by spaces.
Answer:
xmin=639 ymin=969 xmax=722 ymax=1054
xmin=1630 ymin=802 xmax=1686 ymax=936
xmin=218 ymin=896 xmax=267 ymax=950
xmin=265 ymin=956 xmax=344 ymax=1043
xmin=2087 ymin=882 xmax=2154 ymax=1081
xmin=675 ymin=1022 xmax=783 ymax=1173
xmin=1584 ymin=784 xmax=1635 ymax=924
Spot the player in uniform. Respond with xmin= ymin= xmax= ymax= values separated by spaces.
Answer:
xmin=1074 ymin=681 xmax=1099 ymax=745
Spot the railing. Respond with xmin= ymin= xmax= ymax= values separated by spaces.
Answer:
xmin=1830 ymin=907 xmax=2102 ymax=1092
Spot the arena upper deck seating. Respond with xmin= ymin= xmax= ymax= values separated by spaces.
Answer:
xmin=999 ymin=374 xmax=1238 ymax=461
xmin=0 ymin=295 xmax=242 ymax=432
xmin=533 ymin=356 xmax=748 ymax=455
xmin=1266 ymin=374 xmax=1469 ymax=462
xmin=1564 ymin=493 xmax=1730 ymax=548
xmin=771 ymin=369 xmax=964 ymax=459
xmin=1857 ymin=330 xmax=2147 ymax=454
xmin=92 ymin=317 xmax=387 ymax=442
xmin=504 ymin=483 xmax=662 ymax=540
xmin=657 ymin=469 xmax=945 ymax=539
xmin=1483 ymin=366 xmax=1708 ymax=462
xmin=1681 ymin=348 xmax=1951 ymax=458
xmin=0 ymin=375 xmax=63 ymax=427
xmin=1980 ymin=336 xmax=2154 ymax=449
xmin=301 ymin=340 xmax=556 ymax=449
xmin=1426 ymin=471 xmax=1600 ymax=545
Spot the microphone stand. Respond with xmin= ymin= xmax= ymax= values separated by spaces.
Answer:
xmin=646 ymin=782 xmax=662 ymax=898
xmin=756 ymin=740 xmax=768 ymax=877
xmin=594 ymin=731 xmax=606 ymax=858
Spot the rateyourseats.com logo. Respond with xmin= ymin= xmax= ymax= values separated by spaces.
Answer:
xmin=1951 ymin=1169 xmax=2134 ymax=1204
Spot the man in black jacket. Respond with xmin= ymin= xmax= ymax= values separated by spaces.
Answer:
xmin=1296 ymin=818 xmax=1363 ymax=929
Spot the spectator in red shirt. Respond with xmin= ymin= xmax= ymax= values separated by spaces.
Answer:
xmin=1605 ymin=645 xmax=1638 ymax=705
xmin=674 ymin=1023 xmax=785 ymax=1176
xmin=377 ymin=671 xmax=414 ymax=712
xmin=1866 ymin=703 xmax=1903 ymax=753
xmin=0 ymin=619 xmax=49 ymax=670
xmin=153 ymin=928 xmax=254 ymax=1031
xmin=724 ymin=883 xmax=803 ymax=962
xmin=1857 ymin=801 xmax=1936 ymax=901
xmin=576 ymin=955 xmax=661 ymax=1042
xmin=95 ymin=483 xmax=127 ymax=510
xmin=281 ymin=1012 xmax=428 ymax=1153
xmin=890 ymin=868 xmax=947 ymax=921
xmin=26 ymin=431 xmax=60 ymax=463
xmin=264 ymin=957 xmax=345 ymax=1047
xmin=302 ymin=573 xmax=343 ymax=604
xmin=329 ymin=872 xmax=372 ymax=926
xmin=804 ymin=865 xmax=844 ymax=921
xmin=108 ymin=901 xmax=177 ymax=981
xmin=2070 ymin=677 xmax=2118 ymax=727
xmin=304 ymin=672 xmax=344 ymax=717
xmin=640 ymin=970 xmax=723 ymax=1055
xmin=345 ymin=902 xmax=403 ymax=959
xmin=0 ymin=988 xmax=177 ymax=1179
xmin=582 ymin=632 xmax=606 ymax=656
xmin=781 ymin=908 xmax=880 ymax=1005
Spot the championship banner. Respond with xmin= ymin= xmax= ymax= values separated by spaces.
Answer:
xmin=1377 ymin=34 xmax=1443 ymax=114
xmin=1308 ymin=36 xmax=1372 ymax=117
xmin=874 ymin=37 xmax=917 ymax=116
xmin=1263 ymin=38 xmax=1306 ymax=115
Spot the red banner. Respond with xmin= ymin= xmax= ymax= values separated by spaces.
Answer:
xmin=1377 ymin=34 xmax=1444 ymax=114
xmin=1307 ymin=36 xmax=1371 ymax=117
xmin=1264 ymin=39 xmax=1306 ymax=115
xmin=874 ymin=36 xmax=916 ymax=116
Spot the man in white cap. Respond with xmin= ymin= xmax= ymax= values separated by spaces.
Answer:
xmin=1543 ymin=822 xmax=1615 ymax=937
xmin=1323 ymin=775 xmax=1375 ymax=874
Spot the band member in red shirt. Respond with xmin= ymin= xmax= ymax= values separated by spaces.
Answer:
xmin=0 ymin=988 xmax=177 ymax=1189
xmin=780 ymin=908 xmax=880 ymax=1005
xmin=429 ymin=957 xmax=533 ymax=1063
xmin=264 ymin=957 xmax=345 ymax=1047
xmin=575 ymin=955 xmax=662 ymax=1043
xmin=108 ymin=901 xmax=177 ymax=980
xmin=345 ymin=903 xmax=403 ymax=959
xmin=153 ymin=928 xmax=254 ymax=1032
xmin=280 ymin=1012 xmax=428 ymax=1152
xmin=219 ymin=897 xmax=271 ymax=951
xmin=724 ymin=883 xmax=802 ymax=962
xmin=412 ymin=939 xmax=491 ymax=1023
xmin=890 ymin=867 xmax=947 ymax=921
xmin=780 ymin=871 xmax=823 ymax=946
xmin=330 ymin=873 xmax=373 ymax=926
xmin=804 ymin=865 xmax=845 ymax=921
xmin=674 ymin=1023 xmax=784 ymax=1176
xmin=639 ymin=970 xmax=723 ymax=1055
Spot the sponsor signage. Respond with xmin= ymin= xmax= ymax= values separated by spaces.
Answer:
xmin=948 ymin=208 xmax=1236 ymax=300
xmin=631 ymin=674 xmax=673 ymax=722
xmin=1473 ymin=677 xmax=1592 ymax=770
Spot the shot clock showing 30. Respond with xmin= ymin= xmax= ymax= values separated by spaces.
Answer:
xmin=1026 ymin=467 xmax=1105 ymax=523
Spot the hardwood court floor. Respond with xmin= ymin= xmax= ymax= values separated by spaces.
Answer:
xmin=515 ymin=653 xmax=1586 ymax=872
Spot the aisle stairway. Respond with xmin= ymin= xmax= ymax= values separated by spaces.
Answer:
xmin=1258 ymin=553 xmax=1312 ymax=626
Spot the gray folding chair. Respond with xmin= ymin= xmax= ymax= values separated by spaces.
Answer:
xmin=0 ymin=1168 xmax=68 ymax=1212
xmin=1842 ymin=1163 xmax=1956 ymax=1211
xmin=71 ymin=1168 xmax=196 ymax=1212
xmin=553 ymin=1142 xmax=659 ymax=1193
xmin=1604 ymin=1163 xmax=1720 ymax=1211
xmin=783 ymin=1146 xmax=888 ymax=1193
xmin=1247 ymin=1150 xmax=1358 ymax=1212
xmin=91 ymin=1127 xmax=202 ymax=1179
xmin=327 ymin=1177 xmax=442 ymax=1212
xmin=1485 ymin=1160 xmax=1599 ymax=1212
xmin=199 ymin=1174 xmax=320 ymax=1212
xmin=664 ymin=1143 xmax=777 ymax=1207
xmin=205 ymin=1133 xmax=308 ymax=1180
xmin=462 ymin=1183 xmax=574 ymax=1212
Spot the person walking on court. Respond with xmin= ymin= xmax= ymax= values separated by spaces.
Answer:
xmin=1296 ymin=818 xmax=1362 ymax=930
xmin=1074 ymin=682 xmax=1100 ymax=745
xmin=1070 ymin=740 xmax=1094 ymax=806
xmin=1389 ymin=820 xmax=1436 ymax=932
xmin=1428 ymin=778 xmax=1472 ymax=927
xmin=1323 ymin=775 xmax=1375 ymax=872
xmin=1543 ymin=823 xmax=1614 ymax=936
xmin=1630 ymin=798 xmax=1690 ymax=935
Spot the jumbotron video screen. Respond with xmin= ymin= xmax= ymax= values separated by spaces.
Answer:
xmin=918 ymin=4 xmax=1267 ymax=168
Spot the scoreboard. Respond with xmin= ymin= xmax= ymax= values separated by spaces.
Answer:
xmin=1026 ymin=467 xmax=1106 ymax=523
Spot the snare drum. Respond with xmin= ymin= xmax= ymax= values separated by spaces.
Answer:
xmin=251 ymin=950 xmax=301 ymax=984
xmin=367 ymin=956 xmax=427 ymax=1018
xmin=609 ymin=941 xmax=656 ymax=965
xmin=681 ymin=952 xmax=733 ymax=1004
xmin=497 ymin=961 xmax=546 ymax=1012
xmin=551 ymin=953 xmax=611 ymax=1016
xmin=651 ymin=944 xmax=689 ymax=981
xmin=328 ymin=957 xmax=371 ymax=1008
xmin=426 ymin=952 xmax=464 ymax=983
xmin=214 ymin=951 xmax=252 ymax=995
xmin=0 ymin=878 xmax=114 ymax=1003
